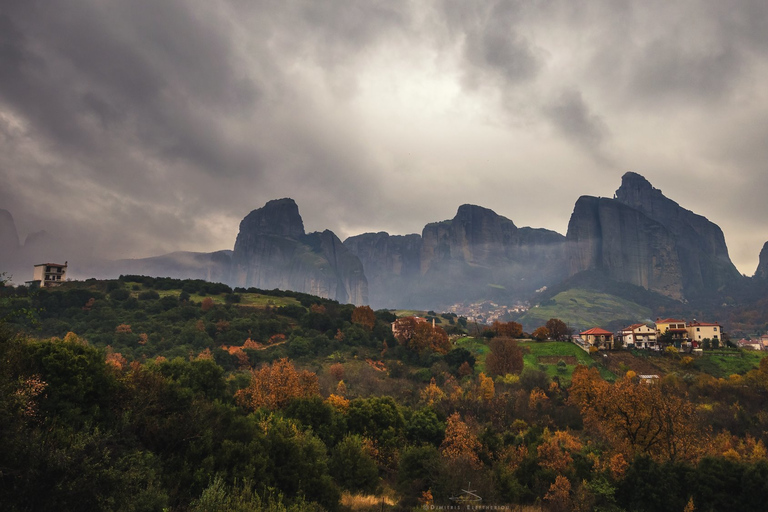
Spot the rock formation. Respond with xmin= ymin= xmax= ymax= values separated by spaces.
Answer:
xmin=755 ymin=242 xmax=768 ymax=279
xmin=615 ymin=172 xmax=741 ymax=293
xmin=346 ymin=204 xmax=567 ymax=308
xmin=230 ymin=199 xmax=368 ymax=305
xmin=0 ymin=209 xmax=20 ymax=260
xmin=566 ymin=196 xmax=684 ymax=300
xmin=566 ymin=172 xmax=741 ymax=300
xmin=343 ymin=232 xmax=422 ymax=308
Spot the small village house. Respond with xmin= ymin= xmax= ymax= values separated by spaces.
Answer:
xmin=655 ymin=318 xmax=690 ymax=348
xmin=621 ymin=323 xmax=658 ymax=350
xmin=687 ymin=321 xmax=722 ymax=346
xmin=30 ymin=262 xmax=68 ymax=288
xmin=580 ymin=327 xmax=614 ymax=350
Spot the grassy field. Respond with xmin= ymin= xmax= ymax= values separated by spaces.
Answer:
xmin=454 ymin=337 xmax=615 ymax=382
xmin=694 ymin=350 xmax=768 ymax=378
xmin=519 ymin=288 xmax=652 ymax=332
xmin=519 ymin=340 xmax=615 ymax=382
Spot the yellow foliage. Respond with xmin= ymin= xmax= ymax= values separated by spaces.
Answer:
xmin=420 ymin=378 xmax=446 ymax=406
xmin=326 ymin=394 xmax=350 ymax=412
xmin=478 ymin=372 xmax=495 ymax=401
xmin=235 ymin=358 xmax=319 ymax=411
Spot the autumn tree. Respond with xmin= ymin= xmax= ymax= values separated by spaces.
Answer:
xmin=201 ymin=297 xmax=214 ymax=312
xmin=492 ymin=321 xmax=523 ymax=338
xmin=329 ymin=362 xmax=345 ymax=381
xmin=478 ymin=372 xmax=495 ymax=401
xmin=569 ymin=365 xmax=705 ymax=463
xmin=409 ymin=322 xmax=451 ymax=354
xmin=546 ymin=318 xmax=570 ymax=341
xmin=236 ymin=358 xmax=319 ymax=411
xmin=351 ymin=305 xmax=376 ymax=331
xmin=485 ymin=337 xmax=524 ymax=376
xmin=532 ymin=326 xmax=550 ymax=341
xmin=393 ymin=317 xmax=418 ymax=345
xmin=440 ymin=412 xmax=481 ymax=468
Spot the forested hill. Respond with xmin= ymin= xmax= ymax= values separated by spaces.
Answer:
xmin=4 ymin=276 xmax=768 ymax=511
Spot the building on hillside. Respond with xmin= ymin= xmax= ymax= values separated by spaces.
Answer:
xmin=736 ymin=339 xmax=762 ymax=351
xmin=760 ymin=334 xmax=768 ymax=351
xmin=580 ymin=327 xmax=614 ymax=350
xmin=29 ymin=262 xmax=68 ymax=288
xmin=687 ymin=322 xmax=722 ymax=347
xmin=621 ymin=324 xmax=658 ymax=350
xmin=655 ymin=318 xmax=690 ymax=348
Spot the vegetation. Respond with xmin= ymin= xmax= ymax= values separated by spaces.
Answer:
xmin=520 ymin=288 xmax=653 ymax=332
xmin=3 ymin=276 xmax=768 ymax=510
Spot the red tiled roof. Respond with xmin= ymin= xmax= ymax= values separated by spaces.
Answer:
xmin=688 ymin=322 xmax=720 ymax=327
xmin=657 ymin=318 xmax=685 ymax=324
xmin=622 ymin=323 xmax=646 ymax=331
xmin=34 ymin=262 xmax=67 ymax=267
xmin=581 ymin=327 xmax=613 ymax=336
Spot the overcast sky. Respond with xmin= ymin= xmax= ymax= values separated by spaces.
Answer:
xmin=2 ymin=0 xmax=768 ymax=274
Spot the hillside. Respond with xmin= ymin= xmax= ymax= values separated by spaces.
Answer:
xmin=518 ymin=288 xmax=653 ymax=332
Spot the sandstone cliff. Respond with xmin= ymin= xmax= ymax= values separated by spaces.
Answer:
xmin=566 ymin=196 xmax=684 ymax=300
xmin=615 ymin=172 xmax=741 ymax=293
xmin=230 ymin=199 xmax=368 ymax=305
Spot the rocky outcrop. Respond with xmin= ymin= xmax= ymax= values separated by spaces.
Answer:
xmin=0 ymin=209 xmax=20 ymax=261
xmin=615 ymin=172 xmax=741 ymax=293
xmin=230 ymin=199 xmax=368 ymax=305
xmin=345 ymin=204 xmax=567 ymax=308
xmin=566 ymin=196 xmax=684 ymax=300
xmin=343 ymin=232 xmax=423 ymax=308
xmin=755 ymin=242 xmax=768 ymax=279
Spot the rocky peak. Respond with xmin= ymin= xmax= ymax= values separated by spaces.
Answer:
xmin=237 ymin=198 xmax=305 ymax=239
xmin=614 ymin=172 xmax=740 ymax=293
xmin=756 ymin=242 xmax=768 ymax=279
xmin=0 ymin=209 xmax=20 ymax=258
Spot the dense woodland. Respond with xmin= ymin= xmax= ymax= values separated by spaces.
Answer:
xmin=3 ymin=276 xmax=768 ymax=511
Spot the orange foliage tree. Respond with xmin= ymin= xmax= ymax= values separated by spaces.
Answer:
xmin=485 ymin=337 xmax=524 ymax=376
xmin=201 ymin=297 xmax=214 ymax=312
xmin=440 ymin=412 xmax=482 ymax=468
xmin=492 ymin=321 xmax=523 ymax=338
xmin=409 ymin=322 xmax=451 ymax=354
xmin=392 ymin=317 xmax=418 ymax=345
xmin=351 ymin=305 xmax=376 ymax=330
xmin=235 ymin=358 xmax=319 ymax=411
xmin=569 ymin=365 xmax=705 ymax=463
xmin=532 ymin=326 xmax=550 ymax=341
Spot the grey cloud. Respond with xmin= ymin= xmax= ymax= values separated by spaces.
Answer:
xmin=546 ymin=89 xmax=612 ymax=165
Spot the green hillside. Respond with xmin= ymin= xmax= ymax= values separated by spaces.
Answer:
xmin=520 ymin=288 xmax=652 ymax=332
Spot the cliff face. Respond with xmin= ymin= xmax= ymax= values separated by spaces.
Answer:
xmin=343 ymin=232 xmax=422 ymax=308
xmin=230 ymin=199 xmax=368 ymax=305
xmin=0 ymin=209 xmax=20 ymax=261
xmin=615 ymin=172 xmax=741 ymax=293
xmin=566 ymin=196 xmax=684 ymax=300
xmin=755 ymin=242 xmax=768 ymax=279
xmin=345 ymin=204 xmax=567 ymax=308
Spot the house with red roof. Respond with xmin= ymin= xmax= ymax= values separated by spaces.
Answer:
xmin=620 ymin=324 xmax=658 ymax=350
xmin=580 ymin=327 xmax=614 ymax=350
xmin=687 ymin=322 xmax=722 ymax=347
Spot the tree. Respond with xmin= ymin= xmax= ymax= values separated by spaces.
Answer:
xmin=485 ymin=337 xmax=524 ymax=376
xmin=409 ymin=322 xmax=451 ymax=354
xmin=440 ymin=412 xmax=481 ymax=468
xmin=569 ymin=365 xmax=705 ymax=463
xmin=351 ymin=305 xmax=376 ymax=331
xmin=492 ymin=321 xmax=523 ymax=338
xmin=532 ymin=326 xmax=550 ymax=341
xmin=546 ymin=318 xmax=570 ymax=341
xmin=235 ymin=358 xmax=319 ymax=411
xmin=329 ymin=435 xmax=379 ymax=494
xmin=393 ymin=317 xmax=418 ymax=345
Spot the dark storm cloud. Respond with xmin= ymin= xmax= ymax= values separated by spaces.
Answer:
xmin=438 ymin=0 xmax=540 ymax=87
xmin=2 ymin=0 xmax=768 ymax=274
xmin=546 ymin=89 xmax=612 ymax=166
